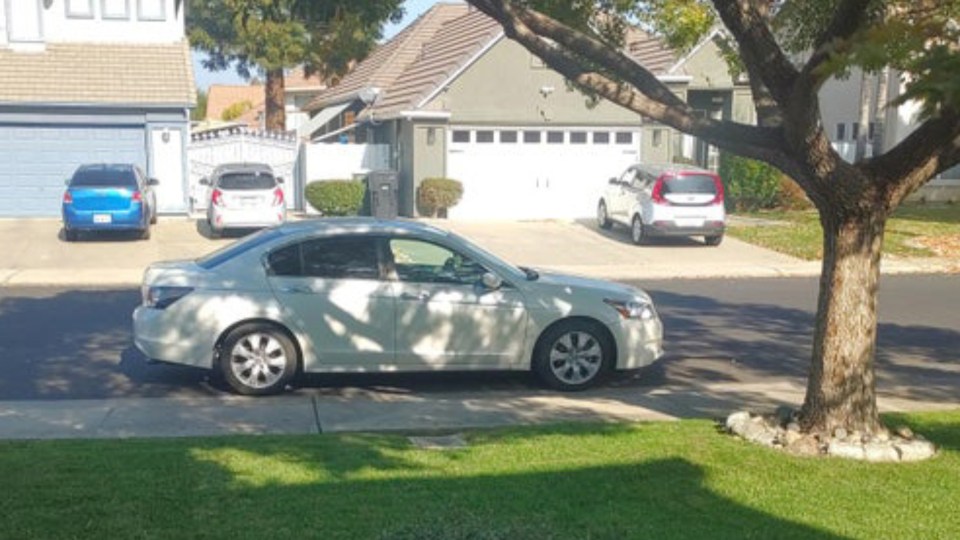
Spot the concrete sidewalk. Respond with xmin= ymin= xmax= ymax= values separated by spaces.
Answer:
xmin=1 ymin=216 xmax=955 ymax=286
xmin=3 ymin=380 xmax=958 ymax=440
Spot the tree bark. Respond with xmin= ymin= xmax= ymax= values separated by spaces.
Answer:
xmin=265 ymin=68 xmax=286 ymax=132
xmin=801 ymin=202 xmax=887 ymax=435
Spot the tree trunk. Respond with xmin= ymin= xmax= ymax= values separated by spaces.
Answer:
xmin=800 ymin=206 xmax=888 ymax=436
xmin=265 ymin=68 xmax=286 ymax=132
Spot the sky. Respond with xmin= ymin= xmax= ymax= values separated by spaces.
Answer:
xmin=191 ymin=0 xmax=459 ymax=91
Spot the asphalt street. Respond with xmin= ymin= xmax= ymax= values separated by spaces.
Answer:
xmin=1 ymin=275 xmax=957 ymax=404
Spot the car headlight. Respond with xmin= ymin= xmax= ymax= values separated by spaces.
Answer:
xmin=604 ymin=298 xmax=656 ymax=320
xmin=144 ymin=286 xmax=194 ymax=309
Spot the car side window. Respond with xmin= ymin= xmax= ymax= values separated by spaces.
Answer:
xmin=618 ymin=169 xmax=635 ymax=185
xmin=267 ymin=237 xmax=380 ymax=280
xmin=389 ymin=238 xmax=486 ymax=285
xmin=630 ymin=171 xmax=645 ymax=190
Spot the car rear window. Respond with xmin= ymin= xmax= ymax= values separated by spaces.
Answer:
xmin=664 ymin=174 xmax=718 ymax=195
xmin=196 ymin=227 xmax=287 ymax=269
xmin=70 ymin=167 xmax=137 ymax=188
xmin=217 ymin=172 xmax=276 ymax=190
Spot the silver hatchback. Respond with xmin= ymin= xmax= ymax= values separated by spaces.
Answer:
xmin=201 ymin=163 xmax=286 ymax=237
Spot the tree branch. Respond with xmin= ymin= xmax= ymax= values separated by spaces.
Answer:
xmin=799 ymin=0 xmax=876 ymax=89
xmin=466 ymin=0 xmax=792 ymax=170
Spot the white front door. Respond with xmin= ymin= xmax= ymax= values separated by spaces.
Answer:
xmin=446 ymin=127 xmax=641 ymax=220
xmin=150 ymin=127 xmax=186 ymax=213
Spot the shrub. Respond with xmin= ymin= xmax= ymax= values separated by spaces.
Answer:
xmin=718 ymin=153 xmax=783 ymax=212
xmin=417 ymin=178 xmax=463 ymax=218
xmin=221 ymin=100 xmax=253 ymax=121
xmin=777 ymin=176 xmax=813 ymax=210
xmin=305 ymin=180 xmax=366 ymax=216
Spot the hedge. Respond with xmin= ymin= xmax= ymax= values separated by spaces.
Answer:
xmin=305 ymin=180 xmax=366 ymax=216
xmin=418 ymin=178 xmax=463 ymax=218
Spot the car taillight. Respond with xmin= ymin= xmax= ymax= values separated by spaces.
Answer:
xmin=63 ymin=191 xmax=73 ymax=204
xmin=651 ymin=177 xmax=667 ymax=205
xmin=211 ymin=189 xmax=224 ymax=207
xmin=712 ymin=175 xmax=725 ymax=205
xmin=273 ymin=187 xmax=284 ymax=206
xmin=132 ymin=191 xmax=143 ymax=202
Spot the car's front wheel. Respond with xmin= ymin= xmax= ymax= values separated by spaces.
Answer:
xmin=219 ymin=323 xmax=298 ymax=395
xmin=534 ymin=320 xmax=612 ymax=391
xmin=597 ymin=200 xmax=612 ymax=230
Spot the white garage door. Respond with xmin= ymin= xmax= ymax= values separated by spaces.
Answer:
xmin=0 ymin=125 xmax=146 ymax=216
xmin=446 ymin=127 xmax=640 ymax=220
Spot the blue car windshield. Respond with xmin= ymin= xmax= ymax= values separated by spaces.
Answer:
xmin=196 ymin=227 xmax=288 ymax=269
xmin=71 ymin=167 xmax=137 ymax=188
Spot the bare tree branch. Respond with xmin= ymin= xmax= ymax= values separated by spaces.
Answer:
xmin=800 ymin=0 xmax=876 ymax=89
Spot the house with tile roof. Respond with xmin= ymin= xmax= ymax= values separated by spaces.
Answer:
xmin=0 ymin=0 xmax=195 ymax=216
xmin=301 ymin=3 xmax=755 ymax=220
xmin=204 ymin=68 xmax=326 ymax=132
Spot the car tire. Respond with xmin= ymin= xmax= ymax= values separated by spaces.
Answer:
xmin=64 ymin=228 xmax=78 ymax=242
xmin=219 ymin=323 xmax=298 ymax=396
xmin=630 ymin=214 xmax=647 ymax=245
xmin=207 ymin=219 xmax=221 ymax=239
xmin=533 ymin=320 xmax=613 ymax=391
xmin=705 ymin=234 xmax=723 ymax=247
xmin=140 ymin=225 xmax=151 ymax=240
xmin=150 ymin=211 xmax=158 ymax=225
xmin=597 ymin=200 xmax=612 ymax=230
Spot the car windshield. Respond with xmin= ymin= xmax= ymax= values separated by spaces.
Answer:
xmin=664 ymin=174 xmax=717 ymax=195
xmin=70 ymin=167 xmax=137 ymax=188
xmin=217 ymin=172 xmax=276 ymax=190
xmin=447 ymin=231 xmax=526 ymax=281
xmin=196 ymin=227 xmax=288 ymax=269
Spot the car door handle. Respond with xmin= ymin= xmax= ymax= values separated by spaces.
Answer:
xmin=400 ymin=291 xmax=429 ymax=301
xmin=279 ymin=285 xmax=313 ymax=294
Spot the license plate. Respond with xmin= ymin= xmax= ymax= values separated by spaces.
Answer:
xmin=240 ymin=197 xmax=259 ymax=207
xmin=93 ymin=214 xmax=112 ymax=224
xmin=676 ymin=218 xmax=704 ymax=227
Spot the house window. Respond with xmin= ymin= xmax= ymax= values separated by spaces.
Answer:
xmin=615 ymin=132 xmax=633 ymax=144
xmin=101 ymin=0 xmax=131 ymax=19
xmin=836 ymin=123 xmax=846 ymax=141
xmin=500 ymin=130 xmax=518 ymax=143
xmin=137 ymin=0 xmax=165 ymax=20
xmin=523 ymin=131 xmax=542 ymax=143
xmin=869 ymin=122 xmax=877 ymax=141
xmin=452 ymin=130 xmax=471 ymax=143
xmin=851 ymin=123 xmax=860 ymax=141
xmin=476 ymin=130 xmax=495 ymax=143
xmin=66 ymin=0 xmax=94 ymax=18
xmin=593 ymin=131 xmax=610 ymax=144
xmin=546 ymin=131 xmax=564 ymax=144
xmin=570 ymin=131 xmax=587 ymax=144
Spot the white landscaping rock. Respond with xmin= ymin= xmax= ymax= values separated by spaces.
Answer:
xmin=828 ymin=441 xmax=866 ymax=460
xmin=896 ymin=440 xmax=937 ymax=462
xmin=726 ymin=411 xmax=752 ymax=435
xmin=863 ymin=442 xmax=901 ymax=463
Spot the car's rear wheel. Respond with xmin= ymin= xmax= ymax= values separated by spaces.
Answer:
xmin=597 ymin=200 xmax=612 ymax=230
xmin=64 ymin=228 xmax=78 ymax=242
xmin=150 ymin=210 xmax=158 ymax=225
xmin=705 ymin=234 xmax=723 ymax=246
xmin=631 ymin=215 xmax=647 ymax=245
xmin=534 ymin=320 xmax=612 ymax=391
xmin=220 ymin=323 xmax=298 ymax=396
xmin=140 ymin=225 xmax=151 ymax=240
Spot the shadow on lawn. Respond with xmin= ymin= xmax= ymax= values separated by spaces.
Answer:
xmin=0 ymin=429 xmax=847 ymax=539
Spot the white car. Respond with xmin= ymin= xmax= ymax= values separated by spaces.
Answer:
xmin=597 ymin=163 xmax=726 ymax=246
xmin=133 ymin=219 xmax=663 ymax=395
xmin=201 ymin=162 xmax=286 ymax=237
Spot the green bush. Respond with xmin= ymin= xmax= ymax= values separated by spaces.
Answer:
xmin=417 ymin=178 xmax=463 ymax=218
xmin=718 ymin=153 xmax=783 ymax=212
xmin=305 ymin=180 xmax=366 ymax=216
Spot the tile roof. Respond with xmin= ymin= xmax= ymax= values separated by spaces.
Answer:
xmin=205 ymin=84 xmax=265 ymax=128
xmin=304 ymin=3 xmax=683 ymax=122
xmin=304 ymin=2 xmax=471 ymax=112
xmin=284 ymin=67 xmax=327 ymax=92
xmin=0 ymin=41 xmax=196 ymax=106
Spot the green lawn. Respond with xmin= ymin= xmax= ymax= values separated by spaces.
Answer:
xmin=3 ymin=411 xmax=960 ymax=539
xmin=728 ymin=205 xmax=960 ymax=260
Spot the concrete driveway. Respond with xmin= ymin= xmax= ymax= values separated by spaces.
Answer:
xmin=0 ymin=215 xmax=819 ymax=286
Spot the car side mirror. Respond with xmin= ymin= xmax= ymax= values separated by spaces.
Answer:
xmin=148 ymin=178 xmax=160 ymax=186
xmin=608 ymin=177 xmax=619 ymax=185
xmin=276 ymin=177 xmax=284 ymax=184
xmin=199 ymin=178 xmax=210 ymax=186
xmin=481 ymin=272 xmax=503 ymax=291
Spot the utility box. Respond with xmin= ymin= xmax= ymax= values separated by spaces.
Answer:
xmin=366 ymin=170 xmax=399 ymax=219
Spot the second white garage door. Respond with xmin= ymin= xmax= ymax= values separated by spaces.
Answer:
xmin=446 ymin=127 xmax=640 ymax=220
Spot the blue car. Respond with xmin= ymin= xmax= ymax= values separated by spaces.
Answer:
xmin=62 ymin=164 xmax=158 ymax=241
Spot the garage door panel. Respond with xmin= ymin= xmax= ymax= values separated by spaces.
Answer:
xmin=447 ymin=127 xmax=640 ymax=220
xmin=0 ymin=125 xmax=147 ymax=216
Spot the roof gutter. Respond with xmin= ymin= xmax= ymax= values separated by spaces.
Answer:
xmin=657 ymin=75 xmax=694 ymax=84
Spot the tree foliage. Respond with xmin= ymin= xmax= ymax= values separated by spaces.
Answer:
xmin=188 ymin=0 xmax=403 ymax=129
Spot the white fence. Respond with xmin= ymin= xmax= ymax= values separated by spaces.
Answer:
xmin=302 ymin=142 xmax=390 ymax=182
xmin=188 ymin=128 xmax=299 ymax=211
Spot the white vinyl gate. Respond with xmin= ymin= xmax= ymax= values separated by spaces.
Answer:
xmin=446 ymin=127 xmax=641 ymax=220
